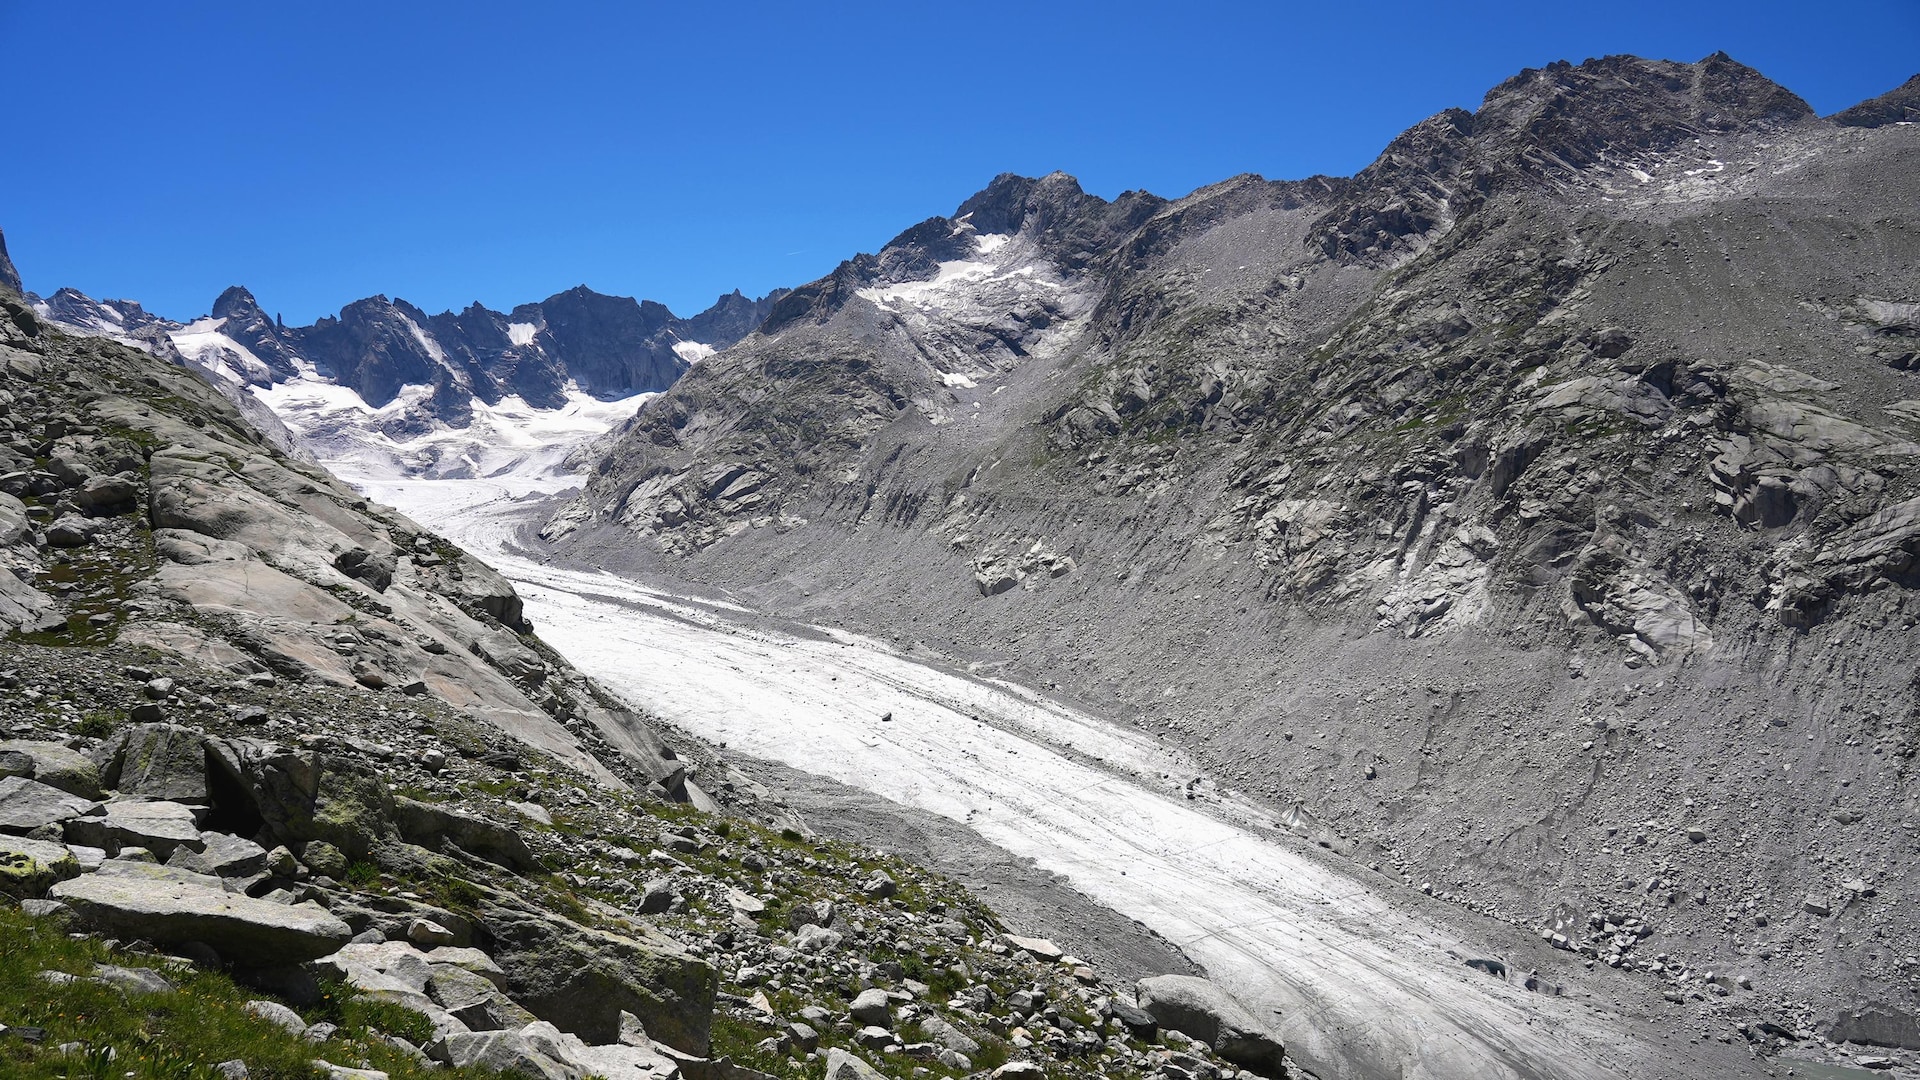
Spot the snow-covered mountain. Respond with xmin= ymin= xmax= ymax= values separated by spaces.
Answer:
xmin=33 ymin=282 xmax=782 ymax=480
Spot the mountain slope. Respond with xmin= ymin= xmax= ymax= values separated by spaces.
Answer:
xmin=546 ymin=52 xmax=1920 ymax=1053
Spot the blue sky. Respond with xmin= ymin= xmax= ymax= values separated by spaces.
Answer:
xmin=1 ymin=1 xmax=1914 ymax=324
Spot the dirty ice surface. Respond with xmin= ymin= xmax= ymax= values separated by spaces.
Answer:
xmin=346 ymin=471 xmax=1720 ymax=1080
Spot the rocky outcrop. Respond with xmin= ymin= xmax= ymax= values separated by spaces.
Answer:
xmin=1135 ymin=975 xmax=1287 ymax=1077
xmin=480 ymin=898 xmax=717 ymax=1054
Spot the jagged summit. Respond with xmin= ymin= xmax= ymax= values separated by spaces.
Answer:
xmin=0 ymin=226 xmax=20 ymax=293
xmin=1833 ymin=71 xmax=1920 ymax=127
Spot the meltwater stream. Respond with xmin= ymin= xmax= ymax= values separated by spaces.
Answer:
xmin=351 ymin=473 xmax=1734 ymax=1080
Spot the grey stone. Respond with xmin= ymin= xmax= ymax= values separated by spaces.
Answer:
xmin=245 ymin=999 xmax=309 ymax=1037
xmin=49 ymin=871 xmax=351 ymax=963
xmin=0 ymin=835 xmax=82 ymax=898
xmin=862 ymin=870 xmax=897 ymax=898
xmin=1004 ymin=934 xmax=1062 ymax=961
xmin=65 ymin=799 xmax=204 ymax=858
xmin=849 ymin=987 xmax=892 ymax=1027
xmin=394 ymin=797 xmax=534 ymax=872
xmin=301 ymin=840 xmax=348 ymax=878
xmin=824 ymin=1047 xmax=889 ymax=1080
xmin=199 ymin=832 xmax=269 ymax=877
xmin=100 ymin=724 xmax=209 ymax=804
xmin=0 ymin=741 xmax=103 ymax=799
xmin=0 ymin=776 xmax=99 ymax=834
xmin=917 ymin=1012 xmax=981 ymax=1055
xmin=426 ymin=1030 xmax=568 ymax=1080
xmin=1137 ymin=974 xmax=1286 ymax=1077
xmin=92 ymin=964 xmax=175 ymax=995
xmin=481 ymin=900 xmax=716 ymax=1054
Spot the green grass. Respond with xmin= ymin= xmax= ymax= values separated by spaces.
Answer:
xmin=0 ymin=905 xmax=501 ymax=1080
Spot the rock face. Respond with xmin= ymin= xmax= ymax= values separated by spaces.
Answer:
xmin=49 ymin=871 xmax=352 ymax=961
xmin=0 ymin=226 xmax=20 ymax=294
xmin=542 ymin=54 xmax=1920 ymax=1027
xmin=481 ymin=899 xmax=717 ymax=1054
xmin=1135 ymin=975 xmax=1286 ymax=1077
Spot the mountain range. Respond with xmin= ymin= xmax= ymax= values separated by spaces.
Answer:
xmin=9 ymin=48 xmax=1920 ymax=1080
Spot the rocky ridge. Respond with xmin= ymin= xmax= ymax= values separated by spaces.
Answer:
xmin=33 ymin=277 xmax=782 ymax=455
xmin=541 ymin=54 xmax=1920 ymax=1072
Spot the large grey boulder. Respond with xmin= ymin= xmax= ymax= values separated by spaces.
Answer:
xmin=0 ymin=775 xmax=100 ymax=834
xmin=394 ymin=797 xmax=535 ymax=873
xmin=98 ymin=724 xmax=209 ymax=804
xmin=481 ymin=899 xmax=716 ymax=1054
xmin=65 ymin=799 xmax=204 ymax=858
xmin=848 ymin=987 xmax=892 ymax=1027
xmin=429 ymin=964 xmax=535 ymax=1032
xmin=0 ymin=740 xmax=104 ymax=799
xmin=205 ymin=738 xmax=398 ymax=860
xmin=50 ymin=869 xmax=352 ymax=963
xmin=1136 ymin=974 xmax=1287 ymax=1077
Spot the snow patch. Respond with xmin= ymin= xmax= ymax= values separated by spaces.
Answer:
xmin=941 ymin=372 xmax=977 ymax=389
xmin=671 ymin=340 xmax=716 ymax=365
xmin=507 ymin=322 xmax=539 ymax=347
xmin=975 ymin=232 xmax=1011 ymax=255
xmin=171 ymin=318 xmax=276 ymax=384
xmin=395 ymin=310 xmax=447 ymax=363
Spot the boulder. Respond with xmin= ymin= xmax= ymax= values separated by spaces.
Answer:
xmin=0 ymin=776 xmax=101 ymax=834
xmin=1004 ymin=934 xmax=1062 ymax=961
xmin=65 ymin=799 xmax=204 ymax=858
xmin=0 ymin=835 xmax=83 ymax=898
xmin=917 ymin=1013 xmax=980 ymax=1056
xmin=45 ymin=514 xmax=95 ymax=548
xmin=849 ymin=987 xmax=892 ymax=1027
xmin=394 ymin=797 xmax=535 ymax=872
xmin=429 ymin=964 xmax=535 ymax=1032
xmin=823 ymin=1047 xmax=888 ymax=1080
xmin=50 ymin=871 xmax=352 ymax=963
xmin=426 ymin=1030 xmax=569 ymax=1080
xmin=244 ymin=1000 xmax=309 ymax=1037
xmin=99 ymin=724 xmax=210 ymax=804
xmin=0 ymin=740 xmax=104 ymax=798
xmin=482 ymin=900 xmax=716 ymax=1054
xmin=77 ymin=473 xmax=141 ymax=516
xmin=1136 ymin=974 xmax=1286 ymax=1077
xmin=205 ymin=738 xmax=398 ymax=860
xmin=199 ymin=831 xmax=270 ymax=877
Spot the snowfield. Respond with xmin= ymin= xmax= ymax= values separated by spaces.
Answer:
xmin=341 ymin=471 xmax=1734 ymax=1080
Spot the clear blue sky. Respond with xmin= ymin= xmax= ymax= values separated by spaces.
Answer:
xmin=2 ymin=1 xmax=1913 ymax=324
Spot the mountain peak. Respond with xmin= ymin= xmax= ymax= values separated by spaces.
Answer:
xmin=0 ymin=227 xmax=21 ymax=294
xmin=1832 ymin=72 xmax=1920 ymax=127
xmin=212 ymin=285 xmax=264 ymax=320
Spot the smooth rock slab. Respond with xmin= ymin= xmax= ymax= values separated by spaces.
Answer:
xmin=49 ymin=873 xmax=351 ymax=963
xmin=65 ymin=799 xmax=204 ymax=857
xmin=0 ymin=741 xmax=104 ymax=799
xmin=1003 ymin=934 xmax=1063 ymax=961
xmin=0 ymin=776 xmax=100 ymax=834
